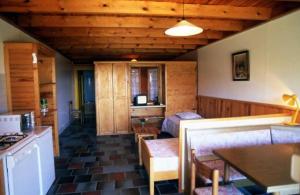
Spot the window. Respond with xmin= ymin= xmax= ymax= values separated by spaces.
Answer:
xmin=148 ymin=68 xmax=158 ymax=102
xmin=130 ymin=66 xmax=160 ymax=103
xmin=131 ymin=68 xmax=140 ymax=101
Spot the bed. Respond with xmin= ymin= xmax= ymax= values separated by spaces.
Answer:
xmin=161 ymin=112 xmax=202 ymax=137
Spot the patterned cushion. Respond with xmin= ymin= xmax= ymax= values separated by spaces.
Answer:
xmin=201 ymin=160 xmax=246 ymax=183
xmin=191 ymin=129 xmax=272 ymax=157
xmin=194 ymin=184 xmax=243 ymax=195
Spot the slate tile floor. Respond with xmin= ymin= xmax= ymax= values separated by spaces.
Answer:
xmin=47 ymin=120 xmax=180 ymax=195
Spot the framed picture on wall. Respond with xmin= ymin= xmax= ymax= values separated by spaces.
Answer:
xmin=232 ymin=50 xmax=249 ymax=81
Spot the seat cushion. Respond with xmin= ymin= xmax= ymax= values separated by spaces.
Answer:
xmin=145 ymin=138 xmax=178 ymax=172
xmin=271 ymin=127 xmax=300 ymax=144
xmin=202 ymin=160 xmax=246 ymax=183
xmin=194 ymin=184 xmax=243 ymax=195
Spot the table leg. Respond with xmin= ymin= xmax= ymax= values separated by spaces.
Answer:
xmin=138 ymin=135 xmax=142 ymax=166
xmin=224 ymin=163 xmax=230 ymax=183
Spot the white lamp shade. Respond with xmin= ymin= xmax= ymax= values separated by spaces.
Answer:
xmin=165 ymin=20 xmax=203 ymax=37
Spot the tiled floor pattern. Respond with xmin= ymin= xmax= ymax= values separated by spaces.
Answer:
xmin=47 ymin=121 xmax=180 ymax=195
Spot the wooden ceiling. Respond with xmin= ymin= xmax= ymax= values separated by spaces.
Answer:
xmin=0 ymin=0 xmax=299 ymax=64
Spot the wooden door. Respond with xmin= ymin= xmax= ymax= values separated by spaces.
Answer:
xmin=165 ymin=62 xmax=197 ymax=116
xmin=113 ymin=63 xmax=129 ymax=133
xmin=95 ymin=63 xmax=114 ymax=135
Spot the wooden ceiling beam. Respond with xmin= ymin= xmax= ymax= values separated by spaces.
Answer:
xmin=71 ymin=54 xmax=180 ymax=62
xmin=0 ymin=0 xmax=271 ymax=20
xmin=67 ymin=52 xmax=183 ymax=59
xmin=46 ymin=37 xmax=208 ymax=45
xmin=18 ymin=15 xmax=244 ymax=31
xmin=62 ymin=48 xmax=189 ymax=54
xmin=54 ymin=43 xmax=198 ymax=50
xmin=31 ymin=27 xmax=223 ymax=39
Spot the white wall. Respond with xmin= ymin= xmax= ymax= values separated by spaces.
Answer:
xmin=198 ymin=10 xmax=300 ymax=106
xmin=56 ymin=54 xmax=74 ymax=133
xmin=0 ymin=19 xmax=74 ymax=133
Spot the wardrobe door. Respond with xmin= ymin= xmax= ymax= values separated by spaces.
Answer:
xmin=113 ymin=63 xmax=129 ymax=133
xmin=165 ymin=62 xmax=197 ymax=116
xmin=95 ymin=63 xmax=114 ymax=135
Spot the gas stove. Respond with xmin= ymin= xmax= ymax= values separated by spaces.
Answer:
xmin=0 ymin=133 xmax=28 ymax=151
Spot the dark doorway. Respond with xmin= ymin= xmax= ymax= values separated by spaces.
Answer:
xmin=78 ymin=70 xmax=96 ymax=124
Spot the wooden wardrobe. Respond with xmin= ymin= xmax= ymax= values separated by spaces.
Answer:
xmin=95 ymin=62 xmax=130 ymax=135
xmin=95 ymin=61 xmax=197 ymax=136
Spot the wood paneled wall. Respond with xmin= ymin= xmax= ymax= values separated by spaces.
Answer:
xmin=165 ymin=61 xmax=197 ymax=116
xmin=197 ymin=95 xmax=299 ymax=121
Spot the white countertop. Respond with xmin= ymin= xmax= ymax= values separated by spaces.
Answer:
xmin=0 ymin=126 xmax=51 ymax=158
xmin=131 ymin=104 xmax=166 ymax=109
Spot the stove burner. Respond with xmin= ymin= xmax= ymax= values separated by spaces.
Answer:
xmin=0 ymin=133 xmax=28 ymax=151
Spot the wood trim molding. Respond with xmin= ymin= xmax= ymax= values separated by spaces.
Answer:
xmin=0 ymin=159 xmax=5 ymax=195
xmin=197 ymin=95 xmax=298 ymax=122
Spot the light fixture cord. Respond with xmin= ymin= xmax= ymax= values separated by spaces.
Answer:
xmin=182 ymin=0 xmax=185 ymax=20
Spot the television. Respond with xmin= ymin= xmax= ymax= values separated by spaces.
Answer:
xmin=134 ymin=95 xmax=147 ymax=106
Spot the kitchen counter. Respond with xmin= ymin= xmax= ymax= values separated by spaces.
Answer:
xmin=0 ymin=126 xmax=52 ymax=158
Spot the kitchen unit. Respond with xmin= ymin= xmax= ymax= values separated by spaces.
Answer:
xmin=4 ymin=42 xmax=59 ymax=156
xmin=0 ymin=126 xmax=55 ymax=195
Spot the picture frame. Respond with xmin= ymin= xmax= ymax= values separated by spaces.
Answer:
xmin=232 ymin=50 xmax=250 ymax=81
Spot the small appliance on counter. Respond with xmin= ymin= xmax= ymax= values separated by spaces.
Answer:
xmin=0 ymin=111 xmax=35 ymax=133
xmin=134 ymin=94 xmax=147 ymax=106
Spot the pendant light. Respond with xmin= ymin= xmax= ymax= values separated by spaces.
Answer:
xmin=165 ymin=0 xmax=203 ymax=37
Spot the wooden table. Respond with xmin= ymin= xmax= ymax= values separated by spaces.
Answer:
xmin=213 ymin=144 xmax=300 ymax=195
xmin=132 ymin=125 xmax=160 ymax=165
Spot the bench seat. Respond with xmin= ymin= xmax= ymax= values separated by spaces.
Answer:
xmin=145 ymin=138 xmax=178 ymax=172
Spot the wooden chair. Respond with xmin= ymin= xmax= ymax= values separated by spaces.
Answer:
xmin=190 ymin=149 xmax=243 ymax=195
xmin=291 ymin=154 xmax=300 ymax=182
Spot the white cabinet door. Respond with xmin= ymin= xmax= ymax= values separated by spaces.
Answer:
xmin=37 ymin=128 xmax=55 ymax=195
xmin=6 ymin=140 xmax=41 ymax=195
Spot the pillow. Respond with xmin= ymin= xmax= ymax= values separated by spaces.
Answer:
xmin=175 ymin=112 xmax=202 ymax=120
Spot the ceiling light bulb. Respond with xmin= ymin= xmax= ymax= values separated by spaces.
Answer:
xmin=165 ymin=20 xmax=203 ymax=37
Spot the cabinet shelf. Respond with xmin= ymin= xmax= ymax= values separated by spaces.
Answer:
xmin=39 ymin=82 xmax=56 ymax=86
xmin=131 ymin=116 xmax=164 ymax=119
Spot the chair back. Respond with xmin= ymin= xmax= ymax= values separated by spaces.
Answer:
xmin=191 ymin=149 xmax=219 ymax=195
xmin=291 ymin=154 xmax=300 ymax=182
